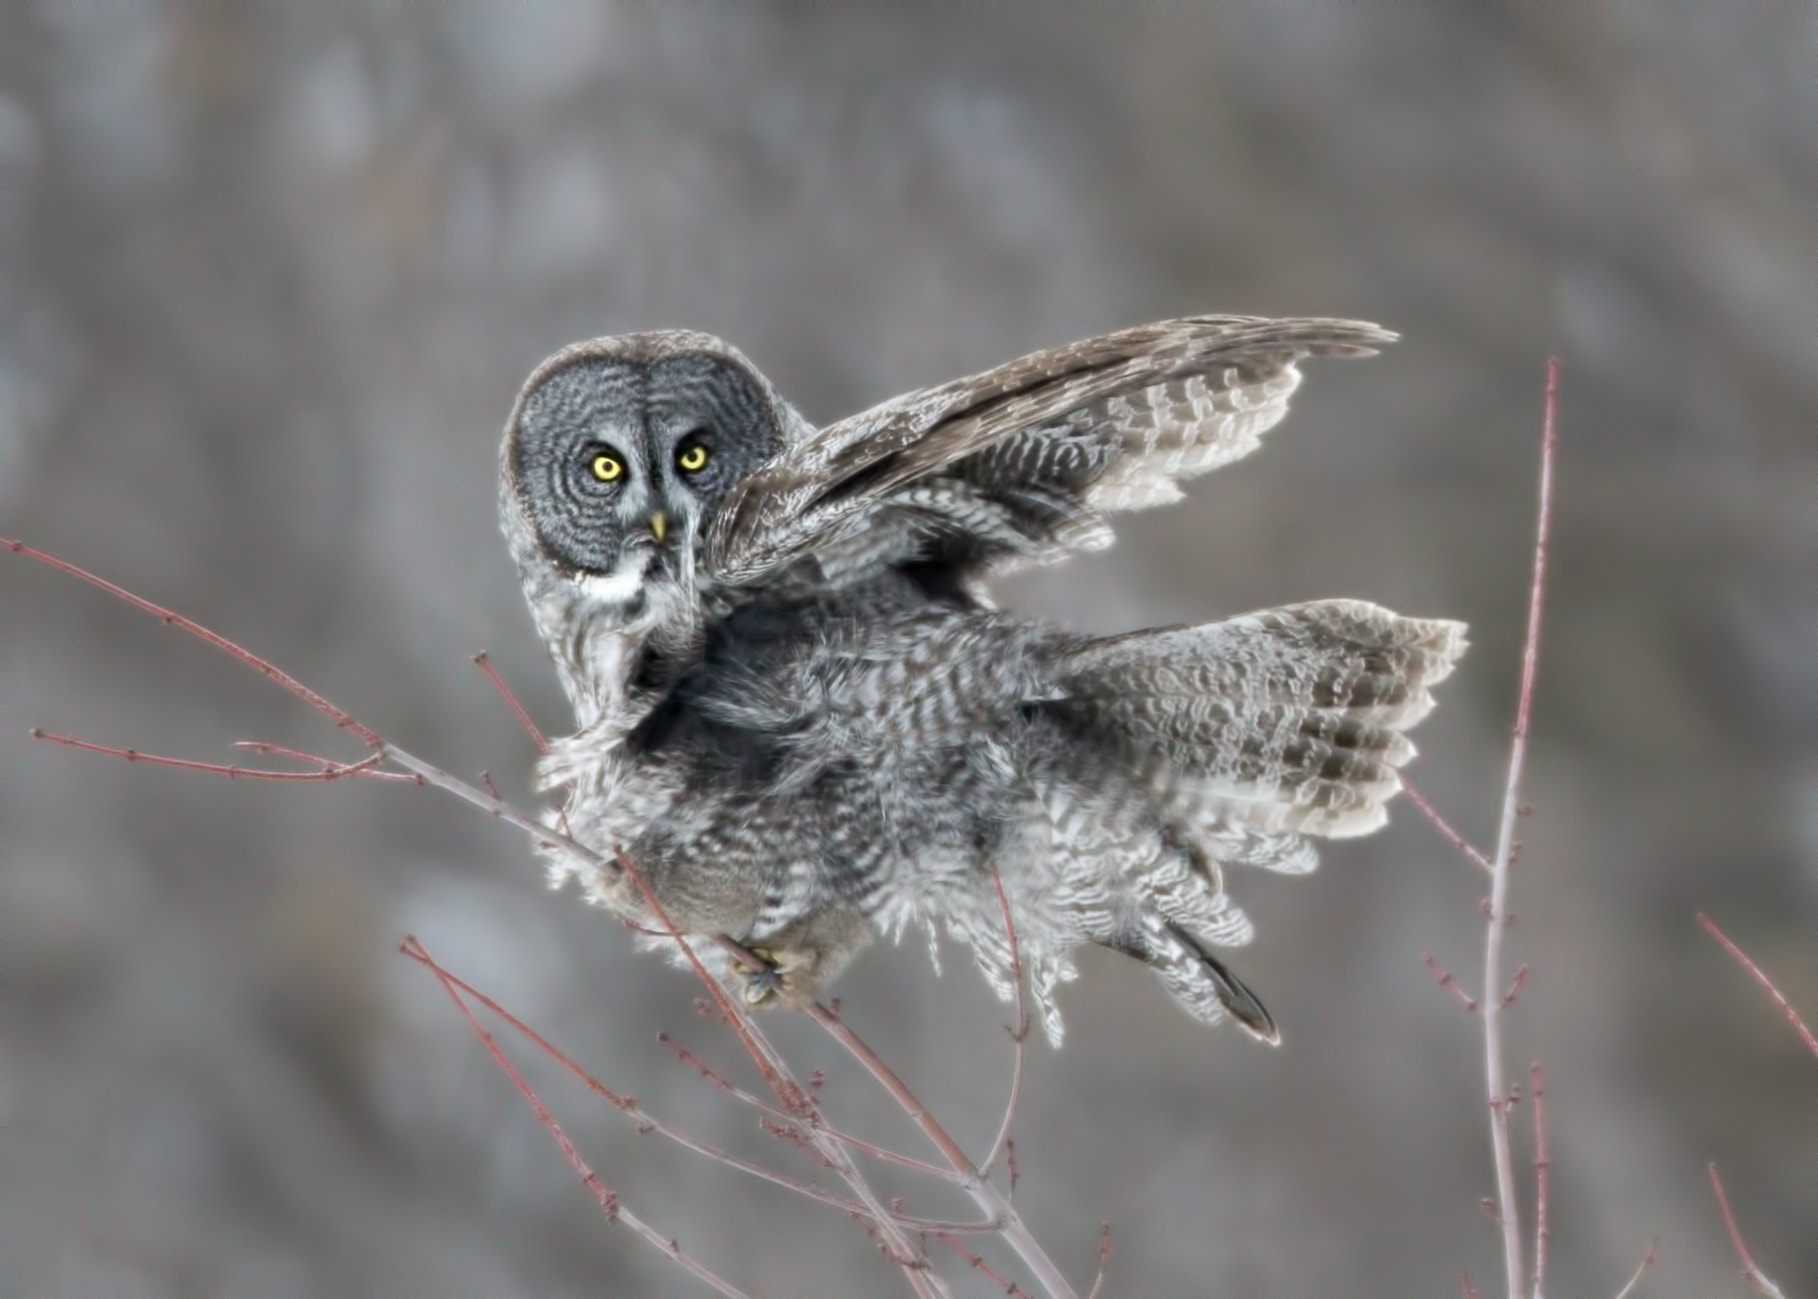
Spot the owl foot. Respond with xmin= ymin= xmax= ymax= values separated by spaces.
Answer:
xmin=738 ymin=946 xmax=815 ymax=1008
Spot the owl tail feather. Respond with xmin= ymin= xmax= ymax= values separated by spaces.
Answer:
xmin=1099 ymin=919 xmax=1280 ymax=1042
xmin=1167 ymin=924 xmax=1280 ymax=1044
xmin=1047 ymin=598 xmax=1467 ymax=843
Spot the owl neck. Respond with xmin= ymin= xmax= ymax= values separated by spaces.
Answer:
xmin=519 ymin=565 xmax=703 ymax=731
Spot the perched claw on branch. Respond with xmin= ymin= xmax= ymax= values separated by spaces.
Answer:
xmin=740 ymin=949 xmax=787 ymax=1006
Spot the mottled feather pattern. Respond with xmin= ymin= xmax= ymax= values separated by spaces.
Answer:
xmin=1054 ymin=601 xmax=1466 ymax=845
xmin=708 ymin=317 xmax=1396 ymax=588
xmin=502 ymin=315 xmax=1460 ymax=1042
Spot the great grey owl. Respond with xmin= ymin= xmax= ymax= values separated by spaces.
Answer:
xmin=500 ymin=316 xmax=1465 ymax=1044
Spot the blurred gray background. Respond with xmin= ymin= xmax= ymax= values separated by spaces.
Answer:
xmin=1 ymin=4 xmax=1812 ymax=1295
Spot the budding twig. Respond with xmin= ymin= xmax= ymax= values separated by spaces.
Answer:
xmin=936 ymin=1232 xmax=1030 ymax=1296
xmin=1707 ymin=1164 xmax=1789 ymax=1299
xmin=609 ymin=855 xmax=947 ymax=1296
xmin=402 ymin=941 xmax=991 ymax=1234
xmin=1083 ymin=1223 xmax=1114 ymax=1299
xmin=1400 ymin=776 xmax=1494 ymax=874
xmin=982 ymin=861 xmax=1030 ymax=1181
xmin=803 ymin=1001 xmax=1076 ymax=1299
xmin=1690 ymin=915 xmax=1809 ymax=1299
xmin=1609 ymin=1239 xmax=1656 ymax=1299
xmin=473 ymin=651 xmax=550 ymax=754
xmin=659 ymin=1033 xmax=956 ymax=1181
xmin=4 ymin=538 xmax=381 ymax=745
xmin=1697 ymin=913 xmax=1818 ymax=1061
xmin=1529 ymin=1063 xmax=1549 ymax=1299
xmin=30 ymin=729 xmax=411 ymax=782
xmin=1423 ymin=953 xmax=1480 ymax=1013
xmin=403 ymin=935 xmax=753 ymax=1299
xmin=1481 ymin=357 xmax=1558 ymax=1299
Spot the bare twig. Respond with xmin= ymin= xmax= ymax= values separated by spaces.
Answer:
xmin=1423 ymin=953 xmax=1481 ymax=1012
xmin=1529 ymin=1063 xmax=1549 ymax=1299
xmin=1707 ymin=1164 xmax=1789 ymax=1299
xmin=382 ymin=745 xmax=593 ymax=855
xmin=405 ymin=934 xmax=753 ymax=1299
xmin=1400 ymin=776 xmax=1494 ymax=873
xmin=1084 ymin=1224 xmax=1113 ymax=1299
xmin=657 ymin=1034 xmax=957 ymax=1182
xmin=1609 ymin=1239 xmax=1656 ymax=1299
xmin=401 ymin=942 xmax=996 ymax=1235
xmin=656 ymin=1035 xmax=800 ymax=1120
xmin=1697 ymin=913 xmax=1818 ymax=1061
xmin=805 ymin=1002 xmax=1079 ymax=1299
xmin=4 ymin=538 xmax=382 ymax=745
xmin=936 ymin=1232 xmax=1030 ymax=1296
xmin=982 ymin=862 xmax=1030 ymax=1180
xmin=611 ymin=858 xmax=948 ymax=1298
xmin=1500 ymin=965 xmax=1529 ymax=1010
xmin=29 ymin=729 xmax=409 ymax=782
xmin=1692 ymin=915 xmax=1810 ymax=1299
xmin=1481 ymin=357 xmax=1558 ymax=1299
xmin=234 ymin=740 xmax=425 ymax=780
xmin=473 ymin=651 xmax=550 ymax=754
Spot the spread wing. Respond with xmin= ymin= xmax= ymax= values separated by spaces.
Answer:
xmin=705 ymin=315 xmax=1396 ymax=590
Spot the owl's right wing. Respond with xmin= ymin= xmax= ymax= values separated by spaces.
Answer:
xmin=706 ymin=316 xmax=1395 ymax=590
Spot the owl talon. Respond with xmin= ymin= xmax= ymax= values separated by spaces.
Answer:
xmin=740 ymin=948 xmax=786 ymax=1006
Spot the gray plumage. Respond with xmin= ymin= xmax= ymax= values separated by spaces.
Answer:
xmin=499 ymin=316 xmax=1466 ymax=1043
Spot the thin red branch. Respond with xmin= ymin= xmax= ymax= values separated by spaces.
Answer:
xmin=1481 ymin=356 xmax=1558 ymax=1299
xmin=684 ymin=934 xmax=965 ymax=1175
xmin=800 ymin=1123 xmax=954 ymax=1182
xmin=1399 ymin=776 xmax=1494 ymax=873
xmin=1707 ymin=1163 xmax=1789 ymax=1299
xmin=30 ymin=729 xmax=411 ymax=782
xmin=380 ymin=744 xmax=584 ymax=849
xmin=660 ymin=1029 xmax=951 ymax=1184
xmin=982 ymin=861 xmax=1030 ymax=1180
xmin=1083 ymin=1224 xmax=1113 ymax=1299
xmin=1423 ymin=953 xmax=1481 ymax=1012
xmin=403 ymin=935 xmax=752 ymax=1299
xmin=1459 ymin=1270 xmax=1481 ymax=1299
xmin=613 ymin=863 xmax=805 ymax=1116
xmin=804 ymin=1001 xmax=1077 ymax=1299
xmin=473 ymin=651 xmax=550 ymax=754
xmin=658 ymin=1033 xmax=801 ymax=1122
xmin=1697 ymin=913 xmax=1818 ymax=1060
xmin=612 ymin=854 xmax=945 ymax=1296
xmin=1501 ymin=965 xmax=1529 ymax=1010
xmin=1529 ymin=1063 xmax=1549 ymax=1299
xmin=236 ymin=740 xmax=364 ymax=767
xmin=4 ymin=538 xmax=381 ymax=746
xmin=400 ymin=942 xmax=988 ymax=1234
xmin=936 ymin=1233 xmax=1029 ymax=1297
xmin=365 ymin=752 xmax=990 ymax=1293
xmin=1609 ymin=1239 xmax=1656 ymax=1299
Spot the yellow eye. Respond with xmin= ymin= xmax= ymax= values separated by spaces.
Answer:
xmin=677 ymin=442 xmax=709 ymax=473
xmin=590 ymin=452 xmax=623 ymax=483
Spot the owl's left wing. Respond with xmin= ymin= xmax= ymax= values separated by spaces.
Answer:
xmin=706 ymin=316 xmax=1395 ymax=589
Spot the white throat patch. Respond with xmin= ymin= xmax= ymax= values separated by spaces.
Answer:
xmin=576 ymin=553 xmax=650 ymax=607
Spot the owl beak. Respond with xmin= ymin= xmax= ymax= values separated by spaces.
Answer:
xmin=647 ymin=512 xmax=668 ymax=543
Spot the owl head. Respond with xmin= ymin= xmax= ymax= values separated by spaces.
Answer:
xmin=501 ymin=331 xmax=805 ymax=651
